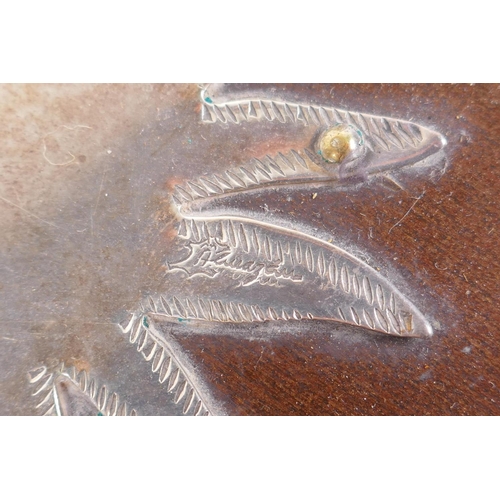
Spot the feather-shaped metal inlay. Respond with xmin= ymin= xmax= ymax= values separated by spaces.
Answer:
xmin=27 ymin=364 xmax=137 ymax=416
xmin=173 ymin=87 xmax=446 ymax=218
xmin=163 ymin=216 xmax=431 ymax=337
xmin=119 ymin=314 xmax=214 ymax=415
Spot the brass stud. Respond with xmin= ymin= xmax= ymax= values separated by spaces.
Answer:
xmin=318 ymin=124 xmax=362 ymax=163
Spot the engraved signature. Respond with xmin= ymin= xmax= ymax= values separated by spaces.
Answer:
xmin=168 ymin=234 xmax=303 ymax=287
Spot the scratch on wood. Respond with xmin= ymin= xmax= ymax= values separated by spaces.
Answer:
xmin=254 ymin=347 xmax=266 ymax=370
xmin=388 ymin=191 xmax=426 ymax=234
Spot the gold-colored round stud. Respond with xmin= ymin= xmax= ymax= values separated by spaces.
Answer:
xmin=318 ymin=124 xmax=362 ymax=163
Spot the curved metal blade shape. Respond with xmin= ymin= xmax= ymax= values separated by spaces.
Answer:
xmin=196 ymin=84 xmax=446 ymax=193
xmin=157 ymin=216 xmax=432 ymax=337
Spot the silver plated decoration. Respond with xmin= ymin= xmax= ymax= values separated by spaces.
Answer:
xmin=27 ymin=363 xmax=138 ymax=416
xmin=116 ymin=84 xmax=447 ymax=413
